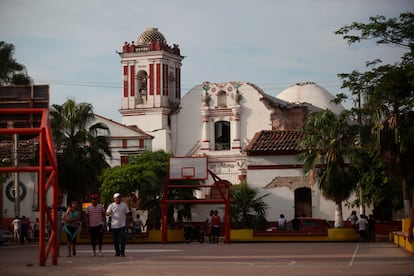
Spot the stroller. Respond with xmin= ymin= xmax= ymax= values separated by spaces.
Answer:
xmin=183 ymin=223 xmax=205 ymax=243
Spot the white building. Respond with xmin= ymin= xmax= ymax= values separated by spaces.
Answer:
xmin=92 ymin=114 xmax=153 ymax=167
xmin=114 ymin=28 xmax=365 ymax=222
xmin=0 ymin=28 xmax=363 ymax=226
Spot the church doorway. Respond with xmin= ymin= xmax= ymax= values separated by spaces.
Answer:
xmin=294 ymin=187 xmax=312 ymax=217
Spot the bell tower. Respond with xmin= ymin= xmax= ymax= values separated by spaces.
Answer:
xmin=119 ymin=28 xmax=183 ymax=151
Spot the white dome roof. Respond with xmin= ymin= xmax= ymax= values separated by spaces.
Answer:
xmin=276 ymin=82 xmax=344 ymax=114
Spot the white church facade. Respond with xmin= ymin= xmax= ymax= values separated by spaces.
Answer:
xmin=114 ymin=28 xmax=363 ymax=223
xmin=0 ymin=28 xmax=363 ymax=226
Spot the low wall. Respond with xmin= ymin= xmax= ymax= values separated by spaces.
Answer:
xmin=391 ymin=218 xmax=413 ymax=254
xmin=69 ymin=228 xmax=369 ymax=244
xmin=231 ymin=228 xmax=358 ymax=242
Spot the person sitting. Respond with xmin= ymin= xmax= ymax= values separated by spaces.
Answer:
xmin=133 ymin=214 xmax=143 ymax=234
xmin=292 ymin=214 xmax=300 ymax=231
xmin=277 ymin=214 xmax=287 ymax=231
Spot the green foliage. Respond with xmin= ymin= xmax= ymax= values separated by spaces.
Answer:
xmin=298 ymin=110 xmax=358 ymax=225
xmin=336 ymin=11 xmax=414 ymax=216
xmin=50 ymin=98 xmax=111 ymax=202
xmin=100 ymin=150 xmax=198 ymax=229
xmin=0 ymin=41 xmax=31 ymax=85
xmin=230 ymin=180 xmax=269 ymax=230
xmin=335 ymin=12 xmax=413 ymax=53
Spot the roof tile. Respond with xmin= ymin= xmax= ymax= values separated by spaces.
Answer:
xmin=246 ymin=130 xmax=306 ymax=155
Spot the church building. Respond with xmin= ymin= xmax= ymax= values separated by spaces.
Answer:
xmin=115 ymin=28 xmax=361 ymax=222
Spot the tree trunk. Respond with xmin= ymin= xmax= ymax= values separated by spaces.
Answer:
xmin=334 ymin=201 xmax=344 ymax=228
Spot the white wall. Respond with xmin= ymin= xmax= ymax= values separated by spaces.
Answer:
xmin=2 ymin=173 xmax=54 ymax=221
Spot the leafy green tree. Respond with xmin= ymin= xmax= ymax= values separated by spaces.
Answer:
xmin=100 ymin=150 xmax=197 ymax=229
xmin=298 ymin=110 xmax=359 ymax=227
xmin=346 ymin=147 xmax=401 ymax=220
xmin=0 ymin=41 xmax=31 ymax=85
xmin=230 ymin=180 xmax=269 ymax=230
xmin=50 ymin=98 xmax=111 ymax=201
xmin=335 ymin=11 xmax=414 ymax=217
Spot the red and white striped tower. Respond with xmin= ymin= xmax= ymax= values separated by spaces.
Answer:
xmin=119 ymin=28 xmax=183 ymax=151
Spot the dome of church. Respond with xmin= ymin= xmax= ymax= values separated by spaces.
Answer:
xmin=276 ymin=82 xmax=345 ymax=114
xmin=137 ymin=28 xmax=166 ymax=45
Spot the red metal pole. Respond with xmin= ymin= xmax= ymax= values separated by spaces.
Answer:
xmin=0 ymin=108 xmax=59 ymax=266
xmin=224 ymin=189 xmax=231 ymax=243
xmin=161 ymin=178 xmax=170 ymax=243
xmin=39 ymin=128 xmax=46 ymax=266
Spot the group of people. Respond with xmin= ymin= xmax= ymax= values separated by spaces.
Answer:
xmin=57 ymin=192 xmax=131 ymax=257
xmin=11 ymin=216 xmax=40 ymax=244
xmin=275 ymin=214 xmax=301 ymax=231
xmin=206 ymin=209 xmax=221 ymax=243
xmin=347 ymin=211 xmax=376 ymax=242
xmin=16 ymin=194 xmax=414 ymax=257
xmin=27 ymin=192 xmax=145 ymax=258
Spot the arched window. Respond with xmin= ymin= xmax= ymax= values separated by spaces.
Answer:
xmin=294 ymin=187 xmax=312 ymax=217
xmin=215 ymin=121 xmax=230 ymax=150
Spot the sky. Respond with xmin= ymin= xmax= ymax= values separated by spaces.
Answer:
xmin=1 ymin=0 xmax=412 ymax=122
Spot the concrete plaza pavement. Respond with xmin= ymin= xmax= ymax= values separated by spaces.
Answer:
xmin=0 ymin=241 xmax=413 ymax=276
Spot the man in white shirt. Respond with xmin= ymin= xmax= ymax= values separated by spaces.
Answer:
xmin=356 ymin=214 xmax=369 ymax=242
xmin=106 ymin=193 xmax=130 ymax=257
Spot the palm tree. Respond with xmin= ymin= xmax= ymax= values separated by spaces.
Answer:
xmin=367 ymin=65 xmax=414 ymax=217
xmin=298 ymin=110 xmax=358 ymax=227
xmin=230 ymin=180 xmax=269 ymax=230
xmin=50 ymin=98 xmax=111 ymax=201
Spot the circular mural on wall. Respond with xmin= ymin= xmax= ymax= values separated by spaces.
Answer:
xmin=5 ymin=181 xmax=27 ymax=202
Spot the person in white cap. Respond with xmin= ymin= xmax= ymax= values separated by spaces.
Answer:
xmin=106 ymin=193 xmax=130 ymax=256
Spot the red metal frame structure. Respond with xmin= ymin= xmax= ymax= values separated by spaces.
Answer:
xmin=0 ymin=108 xmax=59 ymax=266
xmin=161 ymin=157 xmax=231 ymax=243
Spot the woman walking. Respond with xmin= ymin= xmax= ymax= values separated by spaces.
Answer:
xmin=63 ymin=201 xmax=80 ymax=257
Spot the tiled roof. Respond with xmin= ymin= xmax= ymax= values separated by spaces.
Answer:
xmin=0 ymin=139 xmax=37 ymax=162
xmin=246 ymin=130 xmax=307 ymax=155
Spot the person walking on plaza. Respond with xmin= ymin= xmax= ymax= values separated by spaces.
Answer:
xmin=63 ymin=201 xmax=80 ymax=257
xmin=85 ymin=193 xmax=106 ymax=257
xmin=106 ymin=193 xmax=130 ymax=257
xmin=347 ymin=210 xmax=358 ymax=231
xmin=19 ymin=216 xmax=29 ymax=244
xmin=33 ymin=218 xmax=39 ymax=242
xmin=57 ymin=196 xmax=67 ymax=256
xmin=211 ymin=209 xmax=221 ymax=243
xmin=11 ymin=216 xmax=20 ymax=242
xmin=206 ymin=209 xmax=214 ymax=243
xmin=356 ymin=214 xmax=369 ymax=242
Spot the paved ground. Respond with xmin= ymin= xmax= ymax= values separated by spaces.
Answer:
xmin=0 ymin=241 xmax=413 ymax=275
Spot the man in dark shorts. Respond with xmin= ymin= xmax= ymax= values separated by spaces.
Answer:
xmin=85 ymin=194 xmax=106 ymax=256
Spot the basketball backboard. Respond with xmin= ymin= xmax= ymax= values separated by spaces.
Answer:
xmin=169 ymin=156 xmax=208 ymax=180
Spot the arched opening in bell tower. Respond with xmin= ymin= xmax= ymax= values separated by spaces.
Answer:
xmin=135 ymin=70 xmax=148 ymax=105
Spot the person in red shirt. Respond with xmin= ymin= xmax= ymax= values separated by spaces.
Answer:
xmin=211 ymin=210 xmax=221 ymax=243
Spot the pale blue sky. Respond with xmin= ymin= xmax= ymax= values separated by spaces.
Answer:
xmin=1 ymin=0 xmax=411 ymax=121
